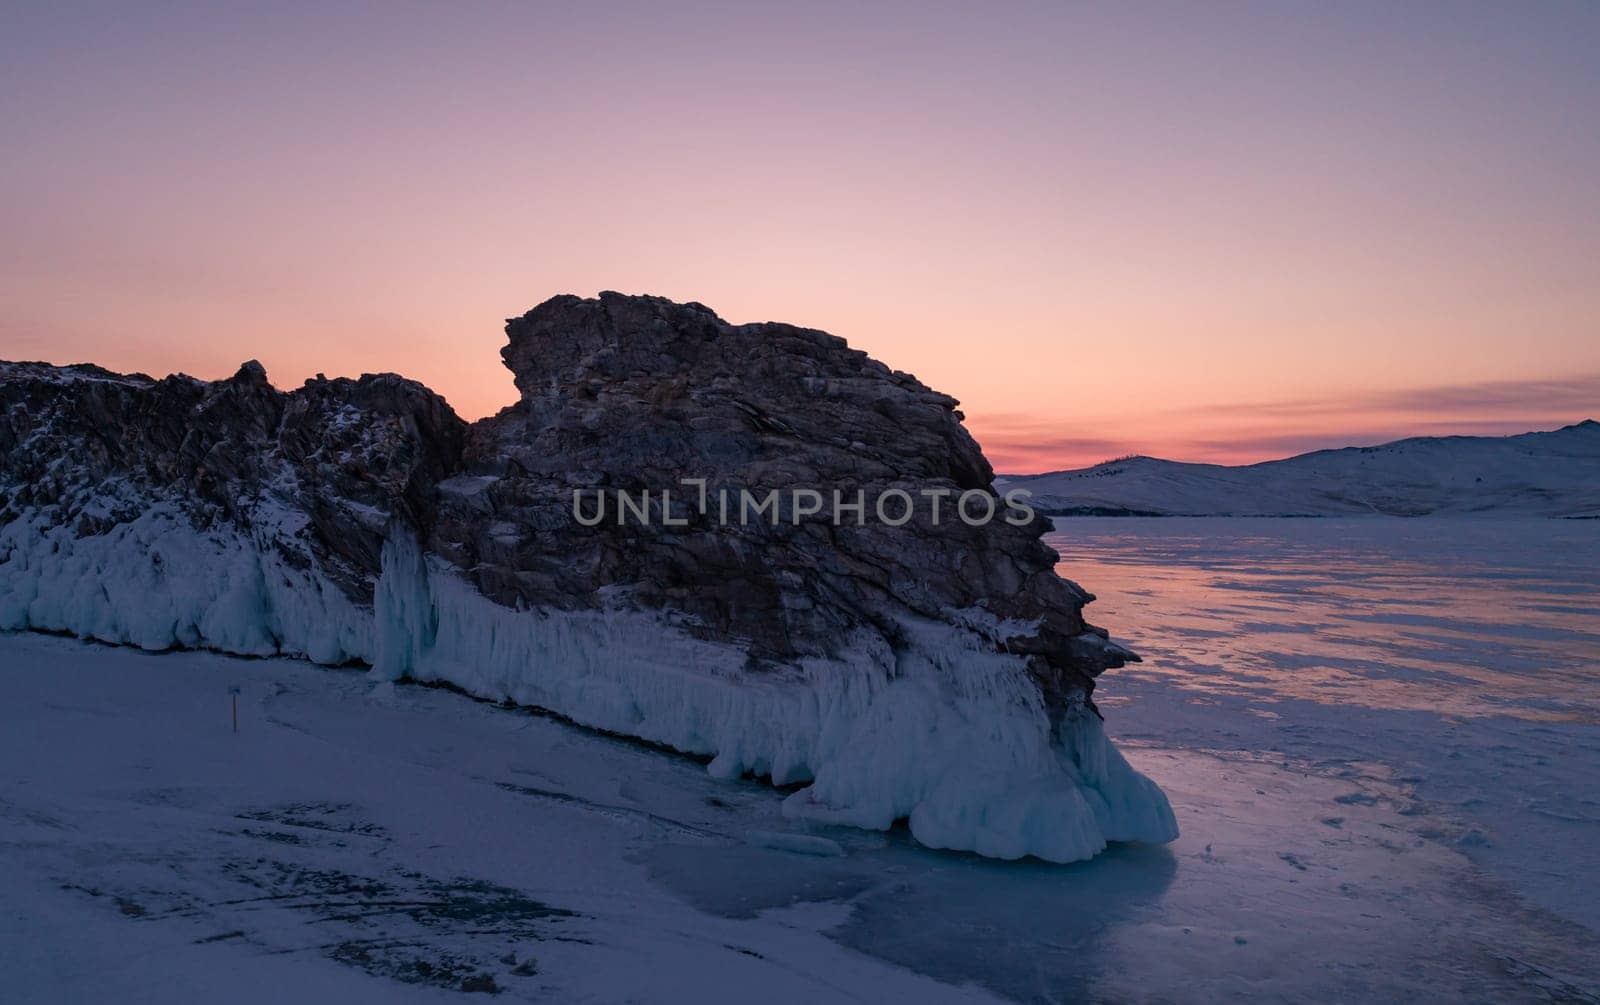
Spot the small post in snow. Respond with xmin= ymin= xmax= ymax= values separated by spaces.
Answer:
xmin=229 ymin=686 xmax=240 ymax=734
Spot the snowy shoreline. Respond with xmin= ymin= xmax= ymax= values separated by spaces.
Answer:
xmin=0 ymin=506 xmax=1176 ymax=865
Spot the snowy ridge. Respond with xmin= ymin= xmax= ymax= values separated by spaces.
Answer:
xmin=0 ymin=360 xmax=160 ymax=388
xmin=1002 ymin=420 xmax=1600 ymax=517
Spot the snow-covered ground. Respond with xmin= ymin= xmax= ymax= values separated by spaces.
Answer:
xmin=1000 ymin=420 xmax=1600 ymax=517
xmin=4 ymin=517 xmax=1599 ymax=1001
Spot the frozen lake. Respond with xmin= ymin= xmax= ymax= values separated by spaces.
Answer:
xmin=1046 ymin=517 xmax=1600 ymax=933
xmin=2 ymin=517 xmax=1597 ymax=1002
xmin=1046 ymin=517 xmax=1600 ymax=720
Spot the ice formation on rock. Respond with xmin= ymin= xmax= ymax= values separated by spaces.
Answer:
xmin=0 ymin=295 xmax=1177 ymax=862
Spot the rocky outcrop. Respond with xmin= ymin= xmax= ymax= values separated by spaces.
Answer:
xmin=0 ymin=294 xmax=1174 ymax=863
xmin=0 ymin=359 xmax=465 ymax=608
xmin=433 ymin=293 xmax=1132 ymax=718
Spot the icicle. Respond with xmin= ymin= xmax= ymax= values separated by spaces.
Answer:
xmin=372 ymin=523 xmax=436 ymax=681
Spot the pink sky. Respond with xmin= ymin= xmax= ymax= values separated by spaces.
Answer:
xmin=3 ymin=3 xmax=1596 ymax=473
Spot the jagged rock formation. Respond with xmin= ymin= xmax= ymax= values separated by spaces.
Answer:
xmin=0 ymin=294 xmax=1175 ymax=863
xmin=0 ymin=360 xmax=464 ymax=600
xmin=0 ymin=360 xmax=464 ymax=660
xmin=434 ymin=294 xmax=1133 ymax=714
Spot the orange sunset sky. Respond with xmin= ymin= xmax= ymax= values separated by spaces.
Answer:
xmin=3 ymin=2 xmax=1597 ymax=473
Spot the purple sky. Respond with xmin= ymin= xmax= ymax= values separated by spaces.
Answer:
xmin=3 ymin=1 xmax=1597 ymax=471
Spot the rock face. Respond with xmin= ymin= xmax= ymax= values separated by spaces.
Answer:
xmin=0 ymin=294 xmax=1175 ymax=863
xmin=434 ymin=293 xmax=1133 ymax=717
xmin=0 ymin=360 xmax=464 ymax=612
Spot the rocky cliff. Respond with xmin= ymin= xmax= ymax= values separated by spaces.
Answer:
xmin=0 ymin=293 xmax=1175 ymax=863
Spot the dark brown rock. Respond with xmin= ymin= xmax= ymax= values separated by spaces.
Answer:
xmin=432 ymin=293 xmax=1132 ymax=716
xmin=0 ymin=359 xmax=466 ymax=605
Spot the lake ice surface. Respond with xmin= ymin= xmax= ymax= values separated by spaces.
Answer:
xmin=1047 ymin=518 xmax=1600 ymax=934
xmin=2 ymin=517 xmax=1596 ymax=1002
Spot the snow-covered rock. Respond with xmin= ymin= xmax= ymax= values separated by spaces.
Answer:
xmin=0 ymin=359 xmax=463 ymax=663
xmin=1001 ymin=422 xmax=1600 ymax=518
xmin=0 ymin=294 xmax=1177 ymax=863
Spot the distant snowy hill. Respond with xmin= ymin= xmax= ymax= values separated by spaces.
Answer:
xmin=1000 ymin=421 xmax=1600 ymax=518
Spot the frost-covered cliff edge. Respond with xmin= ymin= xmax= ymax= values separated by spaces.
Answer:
xmin=0 ymin=293 xmax=1176 ymax=863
